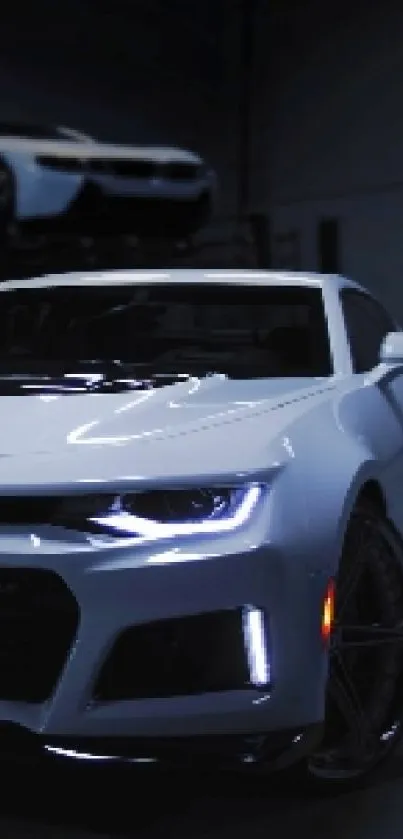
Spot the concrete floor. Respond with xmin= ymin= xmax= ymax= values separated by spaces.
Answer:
xmin=2 ymin=751 xmax=403 ymax=838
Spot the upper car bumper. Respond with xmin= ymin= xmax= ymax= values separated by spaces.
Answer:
xmin=0 ymin=527 xmax=329 ymax=746
xmin=18 ymin=179 xmax=213 ymax=238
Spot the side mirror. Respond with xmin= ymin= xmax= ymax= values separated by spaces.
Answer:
xmin=379 ymin=331 xmax=403 ymax=365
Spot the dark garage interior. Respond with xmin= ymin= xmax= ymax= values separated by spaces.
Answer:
xmin=1 ymin=2 xmax=403 ymax=837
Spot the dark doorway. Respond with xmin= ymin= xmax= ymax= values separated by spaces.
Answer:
xmin=318 ymin=217 xmax=340 ymax=273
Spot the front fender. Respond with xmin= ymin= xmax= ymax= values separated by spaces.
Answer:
xmin=2 ymin=152 xmax=84 ymax=219
xmin=268 ymin=400 xmax=378 ymax=579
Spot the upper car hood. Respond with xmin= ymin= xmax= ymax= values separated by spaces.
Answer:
xmin=0 ymin=137 xmax=202 ymax=164
xmin=0 ymin=375 xmax=334 ymax=490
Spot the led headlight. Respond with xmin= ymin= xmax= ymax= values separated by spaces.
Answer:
xmin=89 ymin=484 xmax=263 ymax=539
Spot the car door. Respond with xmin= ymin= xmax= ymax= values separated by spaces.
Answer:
xmin=340 ymin=288 xmax=403 ymax=530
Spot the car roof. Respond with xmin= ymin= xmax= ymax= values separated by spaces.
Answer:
xmin=0 ymin=269 xmax=364 ymax=293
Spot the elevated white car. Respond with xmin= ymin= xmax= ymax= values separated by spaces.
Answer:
xmin=0 ymin=268 xmax=400 ymax=787
xmin=0 ymin=122 xmax=215 ymax=245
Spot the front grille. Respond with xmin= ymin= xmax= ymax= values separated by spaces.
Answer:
xmin=0 ymin=494 xmax=116 ymax=529
xmin=86 ymin=159 xmax=199 ymax=181
xmin=93 ymin=609 xmax=250 ymax=702
xmin=101 ymin=159 xmax=158 ymax=179
xmin=0 ymin=569 xmax=79 ymax=702
xmin=163 ymin=162 xmax=199 ymax=181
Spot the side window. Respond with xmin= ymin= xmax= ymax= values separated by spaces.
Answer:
xmin=341 ymin=290 xmax=396 ymax=373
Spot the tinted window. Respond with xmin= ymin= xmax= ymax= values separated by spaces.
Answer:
xmin=0 ymin=283 xmax=332 ymax=380
xmin=341 ymin=290 xmax=396 ymax=372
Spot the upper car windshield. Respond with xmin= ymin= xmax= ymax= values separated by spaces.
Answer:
xmin=0 ymin=282 xmax=332 ymax=380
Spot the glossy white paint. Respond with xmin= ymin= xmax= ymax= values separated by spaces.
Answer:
xmin=0 ymin=269 xmax=402 ymax=752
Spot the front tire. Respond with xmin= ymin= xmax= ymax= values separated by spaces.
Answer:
xmin=306 ymin=501 xmax=403 ymax=786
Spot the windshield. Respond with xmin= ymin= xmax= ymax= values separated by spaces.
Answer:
xmin=0 ymin=283 xmax=332 ymax=384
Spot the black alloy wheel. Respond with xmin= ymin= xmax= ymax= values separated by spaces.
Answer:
xmin=307 ymin=501 xmax=403 ymax=784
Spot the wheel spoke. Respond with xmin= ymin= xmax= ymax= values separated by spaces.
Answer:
xmin=329 ymin=651 xmax=371 ymax=753
xmin=338 ymin=622 xmax=403 ymax=649
xmin=337 ymin=530 xmax=376 ymax=618
xmin=310 ymin=509 xmax=403 ymax=780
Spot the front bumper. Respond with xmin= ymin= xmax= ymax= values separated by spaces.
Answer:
xmin=0 ymin=722 xmax=323 ymax=773
xmin=0 ymin=522 xmax=329 ymax=764
xmin=19 ymin=181 xmax=213 ymax=239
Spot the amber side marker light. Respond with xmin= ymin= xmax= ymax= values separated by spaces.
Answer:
xmin=321 ymin=578 xmax=336 ymax=643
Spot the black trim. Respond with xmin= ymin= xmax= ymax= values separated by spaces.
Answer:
xmin=19 ymin=184 xmax=212 ymax=239
xmin=0 ymin=569 xmax=79 ymax=703
xmin=0 ymin=722 xmax=324 ymax=772
xmin=93 ymin=609 xmax=253 ymax=702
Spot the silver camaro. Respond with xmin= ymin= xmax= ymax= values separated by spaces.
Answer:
xmin=0 ymin=268 xmax=400 ymax=788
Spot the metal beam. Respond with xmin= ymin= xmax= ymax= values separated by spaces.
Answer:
xmin=237 ymin=0 xmax=257 ymax=223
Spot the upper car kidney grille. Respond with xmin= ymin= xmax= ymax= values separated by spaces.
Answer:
xmin=91 ymin=159 xmax=158 ymax=178
xmin=87 ymin=158 xmax=199 ymax=181
xmin=163 ymin=162 xmax=199 ymax=181
xmin=0 ymin=569 xmax=79 ymax=703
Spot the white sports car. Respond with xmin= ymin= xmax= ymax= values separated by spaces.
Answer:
xmin=0 ymin=122 xmax=215 ymax=244
xmin=0 ymin=267 xmax=402 ymax=787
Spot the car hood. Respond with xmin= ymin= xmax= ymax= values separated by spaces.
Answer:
xmin=0 ymin=137 xmax=202 ymax=164
xmin=0 ymin=375 xmax=335 ymax=491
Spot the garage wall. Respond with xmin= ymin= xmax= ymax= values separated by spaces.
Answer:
xmin=268 ymin=2 xmax=403 ymax=315
xmin=0 ymin=0 xmax=244 ymax=220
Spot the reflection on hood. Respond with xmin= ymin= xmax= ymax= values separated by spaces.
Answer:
xmin=0 ymin=370 xmax=194 ymax=395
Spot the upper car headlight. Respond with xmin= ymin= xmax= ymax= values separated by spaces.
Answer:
xmin=35 ymin=155 xmax=85 ymax=172
xmin=89 ymin=484 xmax=263 ymax=539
